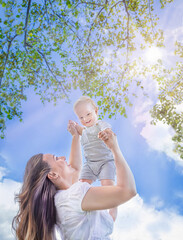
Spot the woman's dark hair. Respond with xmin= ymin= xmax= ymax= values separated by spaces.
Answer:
xmin=12 ymin=153 xmax=57 ymax=240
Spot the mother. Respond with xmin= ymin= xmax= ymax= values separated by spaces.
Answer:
xmin=13 ymin=121 xmax=136 ymax=240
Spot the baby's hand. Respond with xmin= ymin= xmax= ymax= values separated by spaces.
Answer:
xmin=68 ymin=120 xmax=76 ymax=126
xmin=75 ymin=124 xmax=83 ymax=135
xmin=67 ymin=120 xmax=78 ymax=136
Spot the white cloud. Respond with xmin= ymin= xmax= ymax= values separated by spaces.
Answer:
xmin=0 ymin=178 xmax=21 ymax=240
xmin=175 ymin=103 xmax=183 ymax=114
xmin=0 ymin=167 xmax=8 ymax=181
xmin=175 ymin=191 xmax=183 ymax=201
xmin=162 ymin=25 xmax=183 ymax=66
xmin=132 ymin=99 xmax=182 ymax=166
xmin=133 ymin=99 xmax=153 ymax=126
xmin=167 ymin=26 xmax=183 ymax=44
xmin=150 ymin=196 xmax=165 ymax=209
xmin=111 ymin=195 xmax=183 ymax=240
xmin=140 ymin=119 xmax=181 ymax=161
xmin=0 ymin=177 xmax=183 ymax=240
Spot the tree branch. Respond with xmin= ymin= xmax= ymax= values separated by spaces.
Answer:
xmin=24 ymin=0 xmax=32 ymax=47
xmin=48 ymin=0 xmax=81 ymax=42
xmin=80 ymin=1 xmax=105 ymax=7
xmin=85 ymin=5 xmax=106 ymax=46
xmin=148 ymin=0 xmax=156 ymax=36
xmin=0 ymin=34 xmax=17 ymax=88
xmin=123 ymin=0 xmax=130 ymax=63
xmin=109 ymin=1 xmax=123 ymax=15
xmin=25 ymin=43 xmax=69 ymax=99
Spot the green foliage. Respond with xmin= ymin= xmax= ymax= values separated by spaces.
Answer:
xmin=159 ymin=0 xmax=174 ymax=8
xmin=0 ymin=0 xmax=171 ymax=140
xmin=150 ymin=42 xmax=183 ymax=159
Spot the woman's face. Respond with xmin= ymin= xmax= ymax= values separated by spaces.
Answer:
xmin=43 ymin=154 xmax=74 ymax=182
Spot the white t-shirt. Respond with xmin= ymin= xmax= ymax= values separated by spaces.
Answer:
xmin=54 ymin=181 xmax=113 ymax=240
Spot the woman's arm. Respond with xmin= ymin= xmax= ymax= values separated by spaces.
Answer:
xmin=81 ymin=129 xmax=137 ymax=211
xmin=67 ymin=120 xmax=82 ymax=183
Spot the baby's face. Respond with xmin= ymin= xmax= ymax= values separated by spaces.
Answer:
xmin=75 ymin=102 xmax=98 ymax=127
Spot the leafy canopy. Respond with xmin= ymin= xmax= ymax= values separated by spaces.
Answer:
xmin=2 ymin=0 xmax=182 ymax=161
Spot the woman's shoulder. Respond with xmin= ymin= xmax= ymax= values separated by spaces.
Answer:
xmin=71 ymin=181 xmax=91 ymax=196
xmin=55 ymin=182 xmax=91 ymax=203
xmin=54 ymin=181 xmax=92 ymax=212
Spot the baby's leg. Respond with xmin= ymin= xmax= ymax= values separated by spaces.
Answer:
xmin=101 ymin=179 xmax=118 ymax=221
xmin=80 ymin=179 xmax=93 ymax=184
xmin=80 ymin=162 xmax=94 ymax=184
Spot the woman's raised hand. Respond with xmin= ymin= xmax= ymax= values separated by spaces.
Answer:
xmin=98 ymin=129 xmax=118 ymax=152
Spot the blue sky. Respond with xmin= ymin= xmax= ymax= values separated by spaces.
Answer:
xmin=0 ymin=1 xmax=183 ymax=239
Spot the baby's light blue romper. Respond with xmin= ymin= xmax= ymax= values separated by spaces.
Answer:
xmin=80 ymin=120 xmax=116 ymax=181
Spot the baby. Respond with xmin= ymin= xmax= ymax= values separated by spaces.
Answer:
xmin=71 ymin=96 xmax=117 ymax=220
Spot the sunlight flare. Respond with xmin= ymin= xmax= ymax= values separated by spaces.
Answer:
xmin=145 ymin=46 xmax=163 ymax=63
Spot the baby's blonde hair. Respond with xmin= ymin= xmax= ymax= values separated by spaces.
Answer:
xmin=73 ymin=96 xmax=97 ymax=113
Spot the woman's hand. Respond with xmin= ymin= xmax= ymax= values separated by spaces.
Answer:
xmin=98 ymin=128 xmax=118 ymax=152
